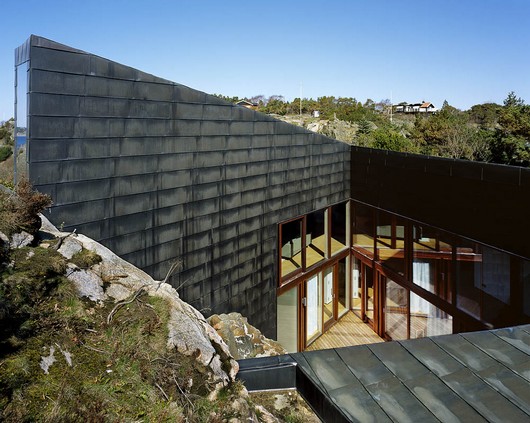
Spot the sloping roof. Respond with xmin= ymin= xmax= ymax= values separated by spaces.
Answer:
xmin=420 ymin=102 xmax=434 ymax=108
xmin=238 ymin=325 xmax=530 ymax=422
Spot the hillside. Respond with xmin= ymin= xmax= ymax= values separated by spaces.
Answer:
xmin=0 ymin=184 xmax=315 ymax=422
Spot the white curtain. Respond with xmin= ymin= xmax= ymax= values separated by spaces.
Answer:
xmin=411 ymin=261 xmax=431 ymax=314
xmin=306 ymin=275 xmax=319 ymax=338
xmin=324 ymin=269 xmax=333 ymax=304
xmin=352 ymin=268 xmax=360 ymax=299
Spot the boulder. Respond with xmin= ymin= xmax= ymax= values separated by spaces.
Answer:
xmin=10 ymin=231 xmax=34 ymax=248
xmin=39 ymin=214 xmax=239 ymax=391
xmin=208 ymin=312 xmax=287 ymax=360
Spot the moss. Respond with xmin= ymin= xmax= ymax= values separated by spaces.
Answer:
xmin=1 ymin=238 xmax=253 ymax=422
xmin=70 ymin=248 xmax=102 ymax=269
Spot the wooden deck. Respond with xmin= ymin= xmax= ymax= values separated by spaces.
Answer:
xmin=305 ymin=311 xmax=384 ymax=351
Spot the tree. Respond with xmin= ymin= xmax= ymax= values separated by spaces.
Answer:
xmin=503 ymin=91 xmax=524 ymax=107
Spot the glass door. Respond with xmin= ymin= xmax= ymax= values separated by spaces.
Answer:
xmin=364 ymin=264 xmax=374 ymax=326
xmin=352 ymin=257 xmax=362 ymax=318
xmin=323 ymin=267 xmax=335 ymax=329
xmin=305 ymin=274 xmax=322 ymax=345
xmin=384 ymin=277 xmax=409 ymax=340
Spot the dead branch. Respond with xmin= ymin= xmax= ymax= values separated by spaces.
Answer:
xmin=155 ymin=259 xmax=182 ymax=291
xmin=106 ymin=286 xmax=147 ymax=325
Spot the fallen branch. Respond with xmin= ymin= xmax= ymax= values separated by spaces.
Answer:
xmin=106 ymin=286 xmax=147 ymax=325
xmin=156 ymin=259 xmax=182 ymax=291
xmin=155 ymin=382 xmax=169 ymax=401
xmin=80 ymin=341 xmax=110 ymax=355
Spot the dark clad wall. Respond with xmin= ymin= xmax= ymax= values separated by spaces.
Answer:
xmin=22 ymin=35 xmax=351 ymax=338
xmin=351 ymin=147 xmax=530 ymax=259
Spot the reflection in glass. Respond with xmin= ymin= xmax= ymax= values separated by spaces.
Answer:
xmin=280 ymin=219 xmax=303 ymax=278
xmin=305 ymin=209 xmax=326 ymax=267
xmin=455 ymin=240 xmax=482 ymax=319
xmin=277 ymin=287 xmax=298 ymax=352
xmin=352 ymin=257 xmax=362 ymax=315
xmin=338 ymin=258 xmax=347 ymax=317
xmin=385 ymin=279 xmax=408 ymax=340
xmin=365 ymin=266 xmax=374 ymax=321
xmin=306 ymin=275 xmax=322 ymax=344
xmin=377 ymin=211 xmax=406 ymax=275
xmin=14 ymin=62 xmax=29 ymax=183
xmin=331 ymin=202 xmax=347 ymax=255
xmin=323 ymin=267 xmax=334 ymax=326
xmin=352 ymin=202 xmax=374 ymax=255
xmin=481 ymin=246 xmax=511 ymax=324
xmin=410 ymin=292 xmax=452 ymax=338
xmin=413 ymin=225 xmax=453 ymax=302
xmin=523 ymin=260 xmax=530 ymax=318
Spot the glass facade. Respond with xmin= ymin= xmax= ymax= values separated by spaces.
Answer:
xmin=14 ymin=61 xmax=29 ymax=183
xmin=277 ymin=287 xmax=298 ymax=352
xmin=278 ymin=199 xmax=530 ymax=351
xmin=280 ymin=218 xmax=303 ymax=279
xmin=410 ymin=292 xmax=452 ymax=338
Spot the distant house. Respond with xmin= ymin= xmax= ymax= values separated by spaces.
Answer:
xmin=419 ymin=101 xmax=437 ymax=113
xmin=395 ymin=101 xmax=437 ymax=114
xmin=311 ymin=110 xmax=320 ymax=118
xmin=236 ymin=100 xmax=258 ymax=110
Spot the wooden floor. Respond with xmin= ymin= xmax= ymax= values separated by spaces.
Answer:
xmin=305 ymin=311 xmax=384 ymax=351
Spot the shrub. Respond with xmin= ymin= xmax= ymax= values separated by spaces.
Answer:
xmin=70 ymin=249 xmax=102 ymax=269
xmin=0 ymin=178 xmax=52 ymax=236
xmin=0 ymin=146 xmax=12 ymax=162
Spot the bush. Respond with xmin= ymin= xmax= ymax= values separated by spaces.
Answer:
xmin=0 ymin=146 xmax=12 ymax=162
xmin=0 ymin=178 xmax=52 ymax=236
xmin=70 ymin=249 xmax=102 ymax=269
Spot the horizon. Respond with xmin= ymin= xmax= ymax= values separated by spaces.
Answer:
xmin=1 ymin=0 xmax=530 ymax=121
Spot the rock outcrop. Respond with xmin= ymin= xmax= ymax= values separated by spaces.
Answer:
xmin=39 ymin=215 xmax=239 ymax=391
xmin=208 ymin=312 xmax=287 ymax=359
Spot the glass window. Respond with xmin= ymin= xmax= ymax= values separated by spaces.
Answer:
xmin=410 ymin=292 xmax=452 ymax=338
xmin=306 ymin=274 xmax=322 ymax=344
xmin=337 ymin=257 xmax=348 ymax=317
xmin=413 ymin=225 xmax=453 ymax=302
xmin=352 ymin=257 xmax=362 ymax=315
xmin=385 ymin=279 xmax=408 ymax=340
xmin=523 ymin=259 xmax=530 ymax=318
xmin=14 ymin=61 xmax=29 ymax=183
xmin=365 ymin=266 xmax=374 ymax=321
xmin=277 ymin=287 xmax=298 ymax=352
xmin=455 ymin=240 xmax=482 ymax=319
xmin=323 ymin=267 xmax=334 ymax=326
xmin=305 ymin=209 xmax=326 ymax=268
xmin=481 ymin=246 xmax=511 ymax=324
xmin=352 ymin=202 xmax=374 ymax=256
xmin=280 ymin=218 xmax=303 ymax=279
xmin=377 ymin=211 xmax=406 ymax=276
xmin=331 ymin=202 xmax=348 ymax=255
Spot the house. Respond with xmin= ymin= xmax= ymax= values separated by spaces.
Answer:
xmin=395 ymin=101 xmax=437 ymax=114
xmin=15 ymin=35 xmax=529 ymax=355
xmin=235 ymin=99 xmax=258 ymax=110
xmin=15 ymin=34 xmax=530 ymax=422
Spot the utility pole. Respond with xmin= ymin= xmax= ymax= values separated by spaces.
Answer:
xmin=390 ymin=91 xmax=393 ymax=124
xmin=299 ymin=82 xmax=303 ymax=125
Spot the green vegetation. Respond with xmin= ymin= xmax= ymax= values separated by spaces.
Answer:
xmin=0 ymin=146 xmax=12 ymax=162
xmin=218 ymin=92 xmax=530 ymax=167
xmin=0 ymin=178 xmax=52 ymax=237
xmin=0 ymin=119 xmax=14 ymax=147
xmin=0 ymin=180 xmax=265 ymax=422
xmin=70 ymin=248 xmax=102 ymax=269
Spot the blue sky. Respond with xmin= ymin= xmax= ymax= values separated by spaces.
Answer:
xmin=1 ymin=0 xmax=530 ymax=121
